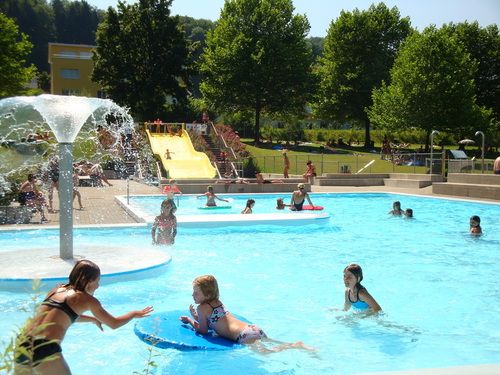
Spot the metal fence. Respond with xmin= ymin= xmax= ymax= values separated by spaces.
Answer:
xmin=243 ymin=152 xmax=496 ymax=176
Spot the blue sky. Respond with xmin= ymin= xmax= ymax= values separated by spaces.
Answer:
xmin=85 ymin=0 xmax=499 ymax=37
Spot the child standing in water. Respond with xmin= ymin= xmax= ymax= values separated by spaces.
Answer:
xmin=151 ymin=199 xmax=177 ymax=245
xmin=341 ymin=264 xmax=382 ymax=316
xmin=196 ymin=186 xmax=229 ymax=207
xmin=388 ymin=201 xmax=404 ymax=216
xmin=15 ymin=260 xmax=153 ymax=374
xmin=469 ymin=215 xmax=482 ymax=235
xmin=179 ymin=275 xmax=316 ymax=353
xmin=241 ymin=199 xmax=255 ymax=214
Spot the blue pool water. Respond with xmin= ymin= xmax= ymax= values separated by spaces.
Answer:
xmin=129 ymin=193 xmax=312 ymax=215
xmin=1 ymin=193 xmax=499 ymax=375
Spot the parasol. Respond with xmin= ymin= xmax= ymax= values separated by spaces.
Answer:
xmin=458 ymin=139 xmax=475 ymax=145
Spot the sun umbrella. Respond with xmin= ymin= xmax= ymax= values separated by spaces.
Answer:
xmin=458 ymin=139 xmax=475 ymax=145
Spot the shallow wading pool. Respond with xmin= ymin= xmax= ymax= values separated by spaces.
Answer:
xmin=1 ymin=193 xmax=499 ymax=374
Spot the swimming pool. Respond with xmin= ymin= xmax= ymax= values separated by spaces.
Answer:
xmin=1 ymin=193 xmax=499 ymax=375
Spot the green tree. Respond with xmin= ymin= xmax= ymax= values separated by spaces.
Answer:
xmin=0 ymin=13 xmax=38 ymax=98
xmin=0 ymin=0 xmax=54 ymax=73
xmin=37 ymin=71 xmax=51 ymax=92
xmin=91 ymin=0 xmax=196 ymax=121
xmin=178 ymin=16 xmax=216 ymax=98
xmin=200 ymin=0 xmax=315 ymax=144
xmin=307 ymin=36 xmax=324 ymax=64
xmin=313 ymin=2 xmax=411 ymax=146
xmin=368 ymin=26 xmax=491 ymax=147
xmin=441 ymin=22 xmax=500 ymax=124
xmin=52 ymin=0 xmax=102 ymax=45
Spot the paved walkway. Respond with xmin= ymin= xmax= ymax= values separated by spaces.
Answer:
xmin=1 ymin=179 xmax=161 ymax=228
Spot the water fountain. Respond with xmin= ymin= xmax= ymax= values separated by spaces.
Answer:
xmin=0 ymin=95 xmax=171 ymax=291
xmin=0 ymin=94 xmax=133 ymax=259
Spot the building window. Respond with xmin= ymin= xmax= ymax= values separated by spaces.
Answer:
xmin=61 ymin=69 xmax=79 ymax=79
xmin=80 ymin=52 xmax=92 ymax=59
xmin=60 ymin=50 xmax=78 ymax=57
xmin=62 ymin=89 xmax=80 ymax=96
xmin=97 ymin=91 xmax=107 ymax=99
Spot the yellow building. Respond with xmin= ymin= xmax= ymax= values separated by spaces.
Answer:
xmin=48 ymin=43 xmax=105 ymax=98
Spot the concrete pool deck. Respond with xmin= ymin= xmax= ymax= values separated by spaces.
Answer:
xmin=1 ymin=178 xmax=499 ymax=375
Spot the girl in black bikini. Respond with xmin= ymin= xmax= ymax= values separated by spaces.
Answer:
xmin=15 ymin=260 xmax=153 ymax=374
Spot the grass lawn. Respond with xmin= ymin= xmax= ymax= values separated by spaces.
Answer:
xmin=240 ymin=139 xmax=472 ymax=175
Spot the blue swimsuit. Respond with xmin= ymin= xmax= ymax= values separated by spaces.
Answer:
xmin=348 ymin=286 xmax=370 ymax=310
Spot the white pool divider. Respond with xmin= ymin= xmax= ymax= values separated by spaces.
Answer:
xmin=176 ymin=212 xmax=330 ymax=228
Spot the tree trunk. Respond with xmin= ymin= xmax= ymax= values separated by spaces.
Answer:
xmin=425 ymin=130 xmax=431 ymax=153
xmin=253 ymin=102 xmax=261 ymax=145
xmin=364 ymin=118 xmax=371 ymax=147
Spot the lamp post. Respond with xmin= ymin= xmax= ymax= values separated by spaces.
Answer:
xmin=475 ymin=131 xmax=485 ymax=173
xmin=430 ymin=130 xmax=440 ymax=174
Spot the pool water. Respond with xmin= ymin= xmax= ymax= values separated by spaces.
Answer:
xmin=129 ymin=193 xmax=311 ymax=215
xmin=1 ymin=193 xmax=499 ymax=375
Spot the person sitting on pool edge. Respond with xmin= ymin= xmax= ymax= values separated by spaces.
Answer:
xmin=196 ymin=186 xmax=229 ymax=207
xmin=290 ymin=183 xmax=314 ymax=211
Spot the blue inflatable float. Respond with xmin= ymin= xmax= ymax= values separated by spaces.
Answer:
xmin=134 ymin=310 xmax=251 ymax=351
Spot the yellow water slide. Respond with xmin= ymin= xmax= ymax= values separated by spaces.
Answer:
xmin=146 ymin=125 xmax=217 ymax=179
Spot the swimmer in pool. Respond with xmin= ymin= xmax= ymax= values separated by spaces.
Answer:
xmin=388 ymin=201 xmax=404 ymax=216
xmin=469 ymin=215 xmax=482 ymax=235
xmin=404 ymin=208 xmax=414 ymax=219
xmin=179 ymin=275 xmax=316 ymax=353
xmin=336 ymin=264 xmax=382 ymax=317
xmin=196 ymin=186 xmax=229 ymax=207
xmin=151 ymin=199 xmax=177 ymax=245
xmin=276 ymin=197 xmax=291 ymax=210
xmin=290 ymin=183 xmax=314 ymax=211
xmin=14 ymin=260 xmax=153 ymax=375
xmin=241 ymin=199 xmax=255 ymax=214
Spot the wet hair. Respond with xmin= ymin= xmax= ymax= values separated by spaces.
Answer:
xmin=64 ymin=260 xmax=100 ymax=292
xmin=393 ymin=201 xmax=401 ymax=209
xmin=246 ymin=199 xmax=255 ymax=208
xmin=207 ymin=185 xmax=214 ymax=193
xmin=276 ymin=198 xmax=285 ymax=209
xmin=193 ymin=275 xmax=219 ymax=303
xmin=344 ymin=264 xmax=363 ymax=284
xmin=405 ymin=208 xmax=413 ymax=217
xmin=470 ymin=215 xmax=480 ymax=224
xmin=161 ymin=199 xmax=173 ymax=211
